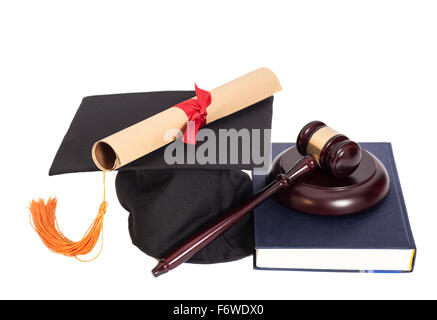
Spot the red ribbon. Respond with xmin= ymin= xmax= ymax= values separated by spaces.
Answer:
xmin=173 ymin=84 xmax=212 ymax=144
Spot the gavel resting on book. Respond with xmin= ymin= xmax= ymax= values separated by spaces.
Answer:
xmin=152 ymin=121 xmax=390 ymax=277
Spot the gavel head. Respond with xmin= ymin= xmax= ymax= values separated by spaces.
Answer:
xmin=296 ymin=121 xmax=362 ymax=178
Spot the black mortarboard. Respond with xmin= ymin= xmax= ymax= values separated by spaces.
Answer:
xmin=48 ymin=91 xmax=273 ymax=263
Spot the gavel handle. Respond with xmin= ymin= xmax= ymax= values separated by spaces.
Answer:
xmin=151 ymin=155 xmax=318 ymax=277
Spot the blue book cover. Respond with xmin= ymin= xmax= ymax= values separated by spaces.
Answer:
xmin=253 ymin=143 xmax=416 ymax=273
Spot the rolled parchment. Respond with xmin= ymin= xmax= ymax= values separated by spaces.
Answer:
xmin=92 ymin=67 xmax=282 ymax=171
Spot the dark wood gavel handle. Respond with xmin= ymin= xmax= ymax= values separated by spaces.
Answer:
xmin=151 ymin=155 xmax=318 ymax=277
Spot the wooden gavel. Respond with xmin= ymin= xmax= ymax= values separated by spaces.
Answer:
xmin=152 ymin=121 xmax=362 ymax=277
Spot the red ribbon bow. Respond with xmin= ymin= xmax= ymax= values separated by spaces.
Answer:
xmin=174 ymin=84 xmax=212 ymax=144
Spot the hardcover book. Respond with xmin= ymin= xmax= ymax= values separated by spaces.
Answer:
xmin=253 ymin=143 xmax=416 ymax=273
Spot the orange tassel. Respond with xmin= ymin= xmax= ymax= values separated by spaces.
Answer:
xmin=29 ymin=172 xmax=107 ymax=262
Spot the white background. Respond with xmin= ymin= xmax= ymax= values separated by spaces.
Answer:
xmin=0 ymin=0 xmax=436 ymax=299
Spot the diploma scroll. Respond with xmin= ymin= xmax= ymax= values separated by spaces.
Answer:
xmin=92 ymin=67 xmax=282 ymax=171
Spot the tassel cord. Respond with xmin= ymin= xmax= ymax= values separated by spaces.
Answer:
xmin=29 ymin=172 xmax=107 ymax=262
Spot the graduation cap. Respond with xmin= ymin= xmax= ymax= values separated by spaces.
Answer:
xmin=29 ymin=68 xmax=281 ymax=264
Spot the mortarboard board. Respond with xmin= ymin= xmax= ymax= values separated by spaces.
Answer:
xmin=50 ymin=91 xmax=273 ymax=175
